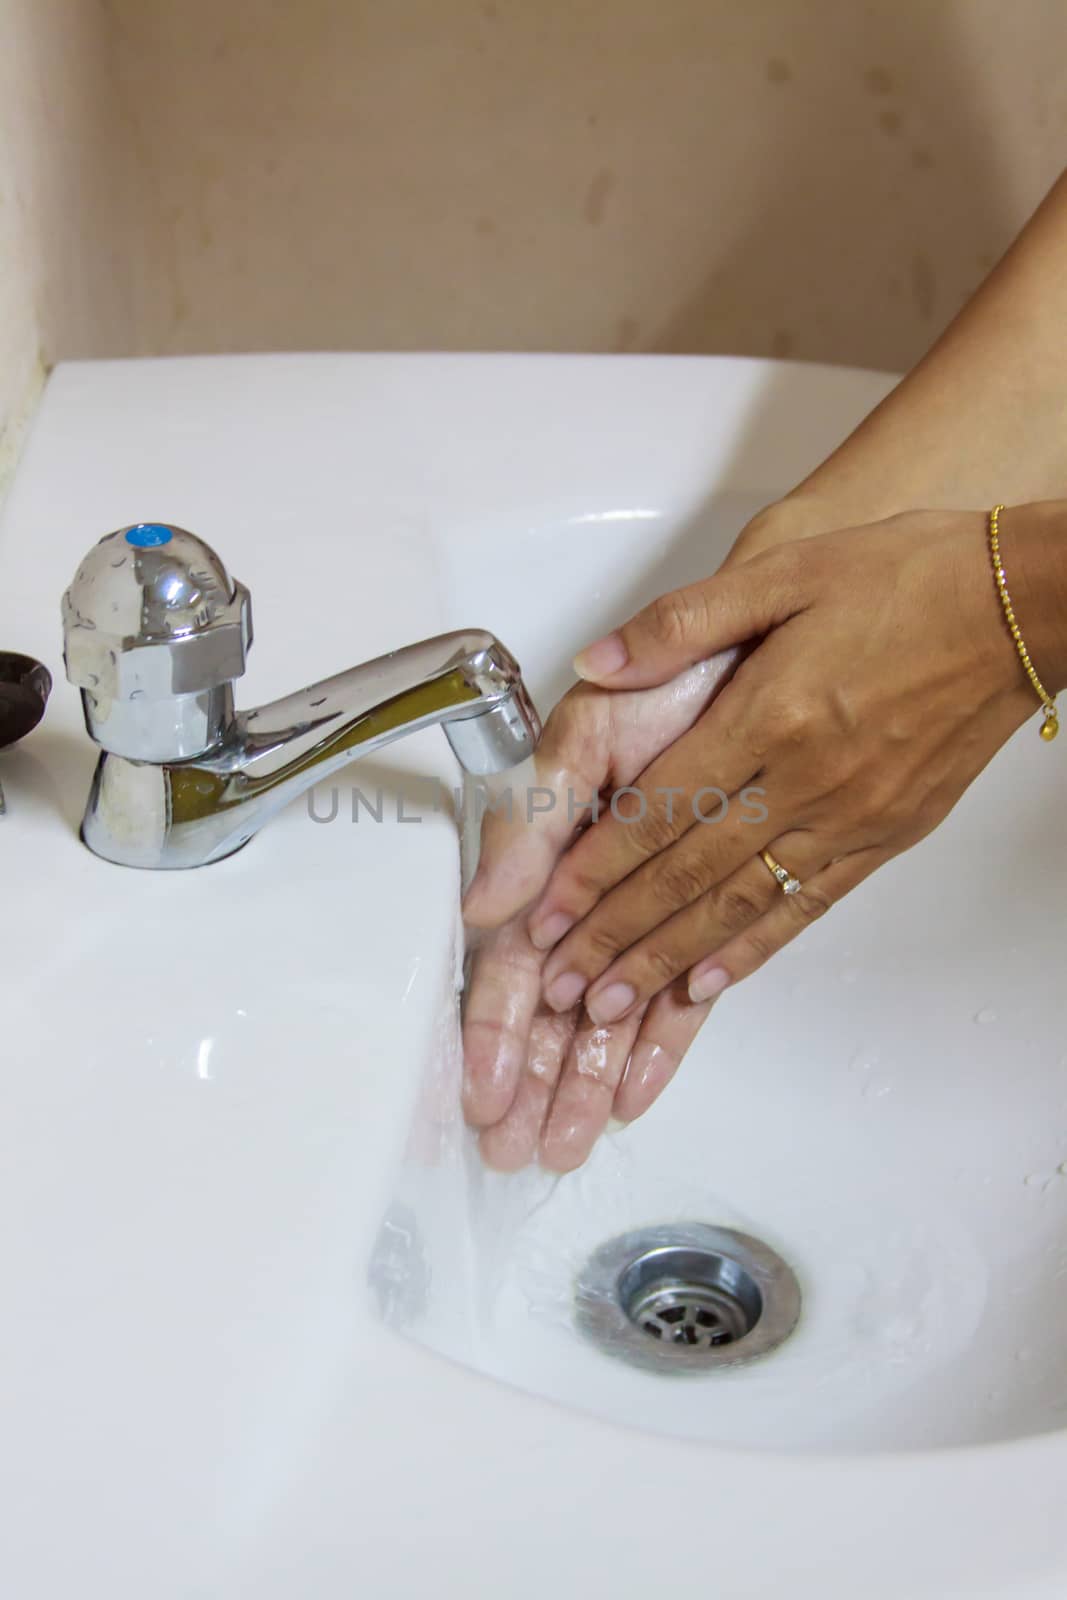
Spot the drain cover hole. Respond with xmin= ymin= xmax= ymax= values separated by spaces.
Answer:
xmin=618 ymin=1246 xmax=764 ymax=1351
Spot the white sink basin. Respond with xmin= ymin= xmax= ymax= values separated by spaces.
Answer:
xmin=2 ymin=353 xmax=1066 ymax=1597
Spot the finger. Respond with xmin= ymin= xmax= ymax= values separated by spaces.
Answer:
xmin=479 ymin=1074 xmax=553 ymax=1172
xmin=687 ymin=847 xmax=888 ymax=999
xmin=538 ymin=1006 xmax=645 ymax=1174
xmin=581 ymin=832 xmax=830 ymax=1024
xmin=613 ymin=982 xmax=717 ymax=1124
xmin=528 ymin=715 xmax=765 ymax=965
xmin=572 ymin=545 xmax=805 ymax=689
xmin=539 ymin=784 xmax=779 ymax=1001
xmin=461 ymin=760 xmax=593 ymax=933
xmin=461 ymin=917 xmax=543 ymax=1127
xmin=479 ymin=1008 xmax=576 ymax=1171
xmin=461 ymin=683 xmax=617 ymax=930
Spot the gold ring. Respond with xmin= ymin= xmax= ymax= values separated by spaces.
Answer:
xmin=760 ymin=848 xmax=801 ymax=896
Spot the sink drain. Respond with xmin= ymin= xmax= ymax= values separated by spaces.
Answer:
xmin=622 ymin=1247 xmax=761 ymax=1349
xmin=575 ymin=1223 xmax=801 ymax=1372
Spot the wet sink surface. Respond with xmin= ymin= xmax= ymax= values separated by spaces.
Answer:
xmin=2 ymin=353 xmax=1066 ymax=1599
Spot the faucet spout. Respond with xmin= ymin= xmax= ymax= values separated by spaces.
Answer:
xmin=63 ymin=527 xmax=540 ymax=869
xmin=233 ymin=629 xmax=540 ymax=787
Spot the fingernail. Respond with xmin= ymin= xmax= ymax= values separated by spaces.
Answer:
xmin=688 ymin=963 xmax=730 ymax=1003
xmin=528 ymin=910 xmax=574 ymax=951
xmin=573 ymin=632 xmax=628 ymax=681
xmin=545 ymin=970 xmax=587 ymax=1012
xmin=586 ymin=981 xmax=636 ymax=1024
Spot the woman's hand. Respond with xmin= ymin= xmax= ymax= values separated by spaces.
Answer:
xmin=526 ymin=507 xmax=1045 ymax=1026
xmin=461 ymin=654 xmax=740 ymax=1170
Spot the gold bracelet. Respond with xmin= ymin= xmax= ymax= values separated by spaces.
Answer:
xmin=988 ymin=504 xmax=1059 ymax=742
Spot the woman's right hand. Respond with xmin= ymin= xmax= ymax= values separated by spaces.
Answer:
xmin=459 ymin=494 xmax=842 ymax=1172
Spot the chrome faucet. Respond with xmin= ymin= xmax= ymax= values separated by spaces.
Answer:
xmin=62 ymin=523 xmax=540 ymax=869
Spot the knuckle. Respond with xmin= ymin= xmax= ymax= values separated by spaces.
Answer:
xmin=826 ymin=684 xmax=862 ymax=739
xmin=739 ymin=925 xmax=778 ymax=968
xmin=640 ymin=944 xmax=684 ymax=989
xmin=559 ymin=854 xmax=612 ymax=908
xmin=649 ymin=586 xmax=705 ymax=649
xmin=768 ymin=692 xmax=819 ymax=746
xmin=628 ymin=802 xmax=683 ymax=860
xmin=653 ymin=853 xmax=710 ymax=910
xmin=580 ymin=918 xmax=626 ymax=965
xmin=791 ymin=882 xmax=834 ymax=923
xmin=709 ymin=879 xmax=767 ymax=927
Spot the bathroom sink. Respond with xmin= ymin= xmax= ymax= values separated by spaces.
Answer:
xmin=1 ymin=353 xmax=1065 ymax=1598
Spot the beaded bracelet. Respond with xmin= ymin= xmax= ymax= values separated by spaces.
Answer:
xmin=988 ymin=504 xmax=1059 ymax=741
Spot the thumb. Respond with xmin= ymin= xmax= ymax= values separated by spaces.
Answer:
xmin=461 ymin=750 xmax=585 ymax=930
xmin=461 ymin=686 xmax=618 ymax=929
xmin=572 ymin=546 xmax=803 ymax=689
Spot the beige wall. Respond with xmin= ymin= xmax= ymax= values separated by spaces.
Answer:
xmin=0 ymin=0 xmax=141 ymax=489
xmin=2 ymin=0 xmax=1066 ymax=479
xmin=104 ymin=0 xmax=1067 ymax=370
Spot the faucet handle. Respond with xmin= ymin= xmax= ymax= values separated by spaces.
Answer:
xmin=62 ymin=523 xmax=252 ymax=761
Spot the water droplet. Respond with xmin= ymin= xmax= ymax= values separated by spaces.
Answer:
xmin=862 ymin=1079 xmax=893 ymax=1100
xmin=974 ymin=1007 xmax=997 ymax=1025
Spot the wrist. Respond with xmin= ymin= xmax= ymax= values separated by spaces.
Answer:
xmin=993 ymin=501 xmax=1067 ymax=698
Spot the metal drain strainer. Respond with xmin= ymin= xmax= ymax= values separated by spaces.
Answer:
xmin=575 ymin=1223 xmax=801 ymax=1373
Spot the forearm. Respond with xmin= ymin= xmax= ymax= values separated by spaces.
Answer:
xmin=785 ymin=168 xmax=1067 ymax=525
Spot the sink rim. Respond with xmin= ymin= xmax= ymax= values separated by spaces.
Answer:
xmin=2 ymin=349 xmax=1065 ymax=1600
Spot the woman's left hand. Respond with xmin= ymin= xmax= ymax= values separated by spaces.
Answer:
xmin=527 ymin=508 xmax=1040 ymax=1024
xmin=461 ymin=653 xmax=741 ymax=1170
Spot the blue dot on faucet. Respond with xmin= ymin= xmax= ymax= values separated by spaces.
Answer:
xmin=125 ymin=523 xmax=173 ymax=548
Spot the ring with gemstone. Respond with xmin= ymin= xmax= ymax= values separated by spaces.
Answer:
xmin=760 ymin=848 xmax=802 ymax=896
